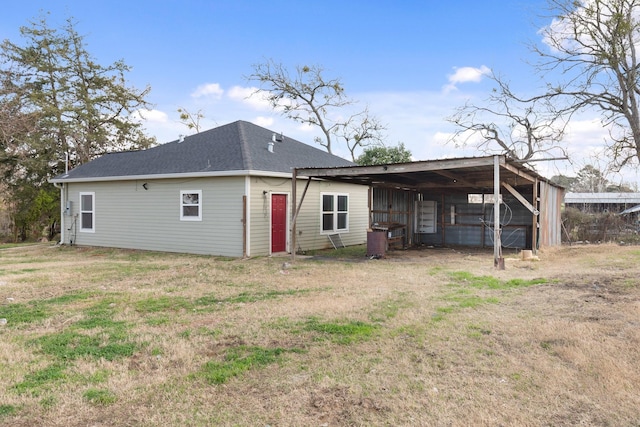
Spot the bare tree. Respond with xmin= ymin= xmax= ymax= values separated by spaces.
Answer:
xmin=247 ymin=60 xmax=384 ymax=158
xmin=535 ymin=0 xmax=640 ymax=169
xmin=177 ymin=107 xmax=205 ymax=133
xmin=447 ymin=72 xmax=569 ymax=162
xmin=336 ymin=107 xmax=385 ymax=161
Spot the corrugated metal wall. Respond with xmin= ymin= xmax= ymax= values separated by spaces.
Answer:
xmin=370 ymin=182 xmax=562 ymax=250
xmin=370 ymin=188 xmax=415 ymax=245
xmin=371 ymin=188 xmax=413 ymax=224
xmin=414 ymin=193 xmax=533 ymax=249
xmin=539 ymin=181 xmax=564 ymax=247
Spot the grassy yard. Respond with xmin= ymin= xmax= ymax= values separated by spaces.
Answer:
xmin=0 ymin=243 xmax=639 ymax=426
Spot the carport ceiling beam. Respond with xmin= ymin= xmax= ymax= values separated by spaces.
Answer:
xmin=414 ymin=182 xmax=475 ymax=190
xmin=500 ymin=162 xmax=536 ymax=183
xmin=433 ymin=170 xmax=476 ymax=187
xmin=331 ymin=176 xmax=417 ymax=189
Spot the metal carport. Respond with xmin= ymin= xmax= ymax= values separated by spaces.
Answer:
xmin=291 ymin=155 xmax=564 ymax=269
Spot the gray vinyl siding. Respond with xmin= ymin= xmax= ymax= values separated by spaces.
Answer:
xmin=64 ymin=177 xmax=245 ymax=256
xmin=248 ymin=178 xmax=368 ymax=255
xmin=61 ymin=175 xmax=367 ymax=257
xmin=292 ymin=179 xmax=368 ymax=253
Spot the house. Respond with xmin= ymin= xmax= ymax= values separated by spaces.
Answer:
xmin=50 ymin=120 xmax=369 ymax=257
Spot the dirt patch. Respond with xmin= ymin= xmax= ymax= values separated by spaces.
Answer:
xmin=309 ymin=386 xmax=387 ymax=425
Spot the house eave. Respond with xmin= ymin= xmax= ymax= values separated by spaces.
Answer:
xmin=49 ymin=169 xmax=293 ymax=184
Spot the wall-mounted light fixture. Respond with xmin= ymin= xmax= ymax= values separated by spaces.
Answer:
xmin=142 ymin=183 xmax=148 ymax=190
xmin=263 ymin=190 xmax=268 ymax=196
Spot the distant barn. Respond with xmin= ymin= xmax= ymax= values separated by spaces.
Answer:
xmin=564 ymin=192 xmax=640 ymax=214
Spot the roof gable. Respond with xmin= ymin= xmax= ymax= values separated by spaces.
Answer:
xmin=52 ymin=120 xmax=354 ymax=181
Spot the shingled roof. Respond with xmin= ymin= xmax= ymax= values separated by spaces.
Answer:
xmin=51 ymin=120 xmax=354 ymax=182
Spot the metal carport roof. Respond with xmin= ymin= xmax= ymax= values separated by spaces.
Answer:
xmin=292 ymin=155 xmax=552 ymax=191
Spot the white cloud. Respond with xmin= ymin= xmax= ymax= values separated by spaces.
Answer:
xmin=253 ymin=116 xmax=274 ymax=127
xmin=443 ymin=65 xmax=491 ymax=93
xmin=432 ymin=131 xmax=455 ymax=146
xmin=449 ymin=65 xmax=491 ymax=84
xmin=226 ymin=85 xmax=254 ymax=100
xmin=296 ymin=122 xmax=317 ymax=133
xmin=191 ymin=83 xmax=224 ymax=98
xmin=131 ymin=109 xmax=169 ymax=123
xmin=564 ymin=118 xmax=606 ymax=148
xmin=227 ymin=85 xmax=273 ymax=111
xmin=559 ymin=118 xmax=630 ymax=174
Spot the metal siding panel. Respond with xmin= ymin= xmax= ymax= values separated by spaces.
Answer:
xmin=369 ymin=184 xmax=561 ymax=249
xmin=418 ymin=193 xmax=532 ymax=248
xmin=440 ymin=194 xmax=484 ymax=246
xmin=539 ymin=182 xmax=563 ymax=247
xmin=371 ymin=188 xmax=414 ymax=243
xmin=447 ymin=226 xmax=483 ymax=246
xmin=500 ymin=227 xmax=527 ymax=249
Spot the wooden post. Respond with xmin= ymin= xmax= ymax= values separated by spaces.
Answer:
xmin=494 ymin=156 xmax=504 ymax=269
xmin=532 ymin=179 xmax=538 ymax=255
xmin=441 ymin=193 xmax=446 ymax=247
xmin=290 ymin=173 xmax=312 ymax=261
xmin=368 ymin=187 xmax=373 ymax=228
xmin=291 ymin=169 xmax=297 ymax=261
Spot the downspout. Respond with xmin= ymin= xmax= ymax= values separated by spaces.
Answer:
xmin=53 ymin=182 xmax=65 ymax=245
xmin=244 ymin=176 xmax=251 ymax=257
xmin=52 ymin=153 xmax=69 ymax=245
xmin=291 ymin=169 xmax=297 ymax=261
xmin=242 ymin=195 xmax=247 ymax=258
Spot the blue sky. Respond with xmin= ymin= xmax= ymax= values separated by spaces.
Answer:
xmin=2 ymin=1 xmax=638 ymax=185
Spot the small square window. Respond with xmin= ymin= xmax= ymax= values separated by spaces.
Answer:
xmin=180 ymin=190 xmax=202 ymax=221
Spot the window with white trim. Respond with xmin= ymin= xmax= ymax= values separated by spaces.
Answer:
xmin=321 ymin=193 xmax=348 ymax=233
xmin=79 ymin=192 xmax=95 ymax=232
xmin=180 ymin=190 xmax=202 ymax=221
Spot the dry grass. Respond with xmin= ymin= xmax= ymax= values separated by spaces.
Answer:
xmin=0 ymin=243 xmax=639 ymax=426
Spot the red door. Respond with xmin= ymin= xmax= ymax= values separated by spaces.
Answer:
xmin=271 ymin=194 xmax=287 ymax=253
